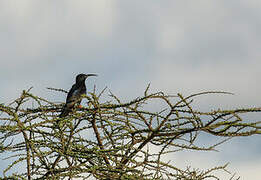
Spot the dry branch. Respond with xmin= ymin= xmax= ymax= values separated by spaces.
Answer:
xmin=0 ymin=87 xmax=260 ymax=179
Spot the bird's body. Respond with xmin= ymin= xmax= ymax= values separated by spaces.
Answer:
xmin=59 ymin=73 xmax=97 ymax=118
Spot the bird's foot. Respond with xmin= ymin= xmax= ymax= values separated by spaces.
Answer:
xmin=78 ymin=105 xmax=83 ymax=109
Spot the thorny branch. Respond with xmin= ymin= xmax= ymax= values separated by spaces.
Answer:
xmin=0 ymin=86 xmax=260 ymax=179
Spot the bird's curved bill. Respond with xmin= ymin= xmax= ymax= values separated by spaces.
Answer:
xmin=85 ymin=74 xmax=98 ymax=77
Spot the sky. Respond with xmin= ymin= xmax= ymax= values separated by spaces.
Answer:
xmin=0 ymin=0 xmax=261 ymax=179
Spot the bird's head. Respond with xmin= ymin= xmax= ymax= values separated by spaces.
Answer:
xmin=76 ymin=73 xmax=97 ymax=83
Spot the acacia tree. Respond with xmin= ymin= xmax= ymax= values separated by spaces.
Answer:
xmin=0 ymin=86 xmax=260 ymax=180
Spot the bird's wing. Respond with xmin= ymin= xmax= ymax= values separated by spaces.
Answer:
xmin=66 ymin=84 xmax=83 ymax=105
xmin=66 ymin=84 xmax=76 ymax=102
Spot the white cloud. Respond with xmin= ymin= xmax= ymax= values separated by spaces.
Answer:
xmin=0 ymin=1 xmax=260 ymax=179
xmin=0 ymin=1 xmax=117 ymax=68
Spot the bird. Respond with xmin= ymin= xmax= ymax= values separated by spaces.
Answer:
xmin=59 ymin=73 xmax=97 ymax=118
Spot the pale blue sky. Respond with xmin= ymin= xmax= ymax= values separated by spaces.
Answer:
xmin=0 ymin=1 xmax=260 ymax=179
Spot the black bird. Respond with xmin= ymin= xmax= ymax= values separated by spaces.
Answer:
xmin=59 ymin=73 xmax=97 ymax=118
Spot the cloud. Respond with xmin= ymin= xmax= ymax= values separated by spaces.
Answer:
xmin=0 ymin=1 xmax=260 ymax=179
